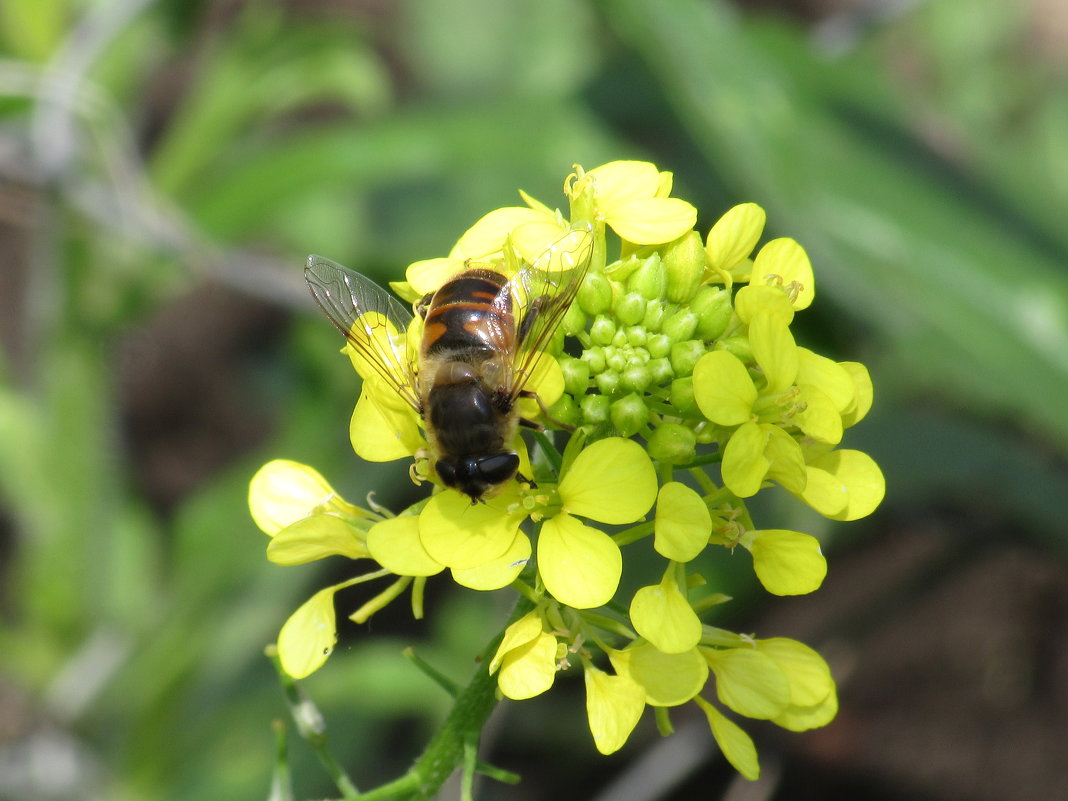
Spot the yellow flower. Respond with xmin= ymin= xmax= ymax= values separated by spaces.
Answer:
xmin=248 ymin=459 xmax=372 ymax=564
xmin=489 ymin=610 xmax=560 ymax=700
xmin=583 ymin=664 xmax=646 ymax=754
xmin=567 ymin=161 xmax=697 ymax=245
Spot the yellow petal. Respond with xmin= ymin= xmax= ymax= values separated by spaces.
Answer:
xmin=517 ymin=354 xmax=564 ymax=420
xmin=419 ymin=490 xmax=523 ymax=569
xmin=733 ymin=284 xmax=795 ymax=326
xmin=771 ymin=684 xmax=839 ymax=731
xmin=609 ymin=643 xmax=708 ymax=707
xmin=693 ymin=351 xmax=757 ymax=426
xmin=743 ymin=529 xmax=827 ymax=595
xmin=838 ymin=361 xmax=874 ymax=427
xmin=605 ymin=197 xmax=697 ymax=245
xmin=452 ymin=206 xmax=547 ymax=259
xmin=748 ymin=312 xmax=797 ymax=393
xmin=406 ymin=256 xmax=465 ymax=295
xmin=794 ymin=385 xmax=843 ymax=445
xmin=695 ymin=698 xmax=760 ymax=780
xmin=705 ymin=203 xmax=765 ymax=271
xmin=704 ymin=647 xmax=790 ymax=720
xmin=489 ymin=610 xmax=545 ymax=674
xmin=801 ymin=449 xmax=885 ymax=521
xmin=249 ymin=460 xmax=338 ymax=536
xmin=763 ymin=425 xmax=807 ymax=495
xmin=629 ymin=572 xmax=702 ymax=654
xmin=654 ymin=482 xmax=712 ymax=562
xmin=753 ymin=237 xmax=814 ymax=310
xmin=267 ymin=514 xmax=369 ymax=565
xmin=349 ymin=383 xmax=422 ymax=462
xmin=796 ymin=348 xmax=855 ymax=412
xmin=559 ymin=438 xmax=657 ymax=525
xmin=277 ymin=584 xmax=340 ymax=679
xmin=538 ymin=513 xmax=621 ymax=609
xmin=367 ymin=515 xmax=444 ymax=577
xmin=451 ymin=532 xmax=530 ymax=591
xmin=586 ymin=160 xmax=661 ymax=206
xmin=721 ymin=422 xmax=770 ymax=498
xmin=756 ymin=637 xmax=834 ymax=708
xmin=497 ymin=630 xmax=558 ymax=700
xmin=584 ymin=666 xmax=646 ymax=754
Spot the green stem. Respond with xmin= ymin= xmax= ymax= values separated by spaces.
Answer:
xmin=355 ymin=596 xmax=535 ymax=800
xmin=269 ymin=650 xmax=360 ymax=798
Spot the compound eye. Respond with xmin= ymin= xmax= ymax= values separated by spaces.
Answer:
xmin=435 ymin=459 xmax=458 ymax=487
xmin=476 ymin=452 xmax=519 ymax=485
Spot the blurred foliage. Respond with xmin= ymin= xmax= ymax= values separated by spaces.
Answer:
xmin=0 ymin=0 xmax=1066 ymax=799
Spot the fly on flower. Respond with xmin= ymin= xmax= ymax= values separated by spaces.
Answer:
xmin=305 ymin=226 xmax=593 ymax=502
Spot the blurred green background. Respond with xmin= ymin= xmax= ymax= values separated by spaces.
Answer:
xmin=1 ymin=0 xmax=1066 ymax=799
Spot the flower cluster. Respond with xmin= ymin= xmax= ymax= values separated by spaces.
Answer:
xmin=249 ymin=160 xmax=885 ymax=779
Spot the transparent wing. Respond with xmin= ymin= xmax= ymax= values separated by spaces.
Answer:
xmin=504 ymin=227 xmax=594 ymax=403
xmin=305 ymin=254 xmax=421 ymax=411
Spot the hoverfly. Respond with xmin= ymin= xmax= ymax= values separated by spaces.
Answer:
xmin=304 ymin=228 xmax=593 ymax=502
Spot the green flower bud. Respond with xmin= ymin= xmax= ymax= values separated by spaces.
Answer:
xmin=563 ymin=299 xmax=587 ymax=336
xmin=670 ymin=377 xmax=701 ymax=416
xmin=626 ymin=326 xmax=647 ymax=347
xmin=610 ymin=393 xmax=649 ymax=437
xmin=580 ymin=393 xmax=610 ymax=424
xmin=670 ymin=340 xmax=706 ymax=377
xmin=615 ymin=292 xmax=646 ymax=326
xmin=643 ymin=300 xmax=667 ymax=332
xmin=662 ymin=309 xmax=699 ymax=343
xmin=716 ymin=335 xmax=754 ymax=365
xmin=611 ymin=329 xmax=628 ymax=348
xmin=548 ymin=327 xmax=565 ymax=355
xmin=627 ymin=254 xmax=667 ymax=300
xmin=578 ymin=271 xmax=612 ymax=315
xmin=605 ymin=348 xmax=626 ymax=374
xmin=648 ymin=357 xmax=674 ymax=385
xmin=590 ymin=314 xmax=616 ymax=346
xmin=559 ymin=356 xmax=590 ymax=397
xmin=691 ymin=285 xmax=732 ymax=341
xmin=626 ymin=351 xmax=649 ymax=367
xmin=595 ymin=370 xmax=621 ymax=396
xmin=662 ymin=231 xmax=706 ymax=303
xmin=548 ymin=393 xmax=580 ymax=428
xmin=647 ymin=422 xmax=698 ymax=464
xmin=581 ymin=346 xmax=606 ymax=375
xmin=647 ymin=333 xmax=672 ymax=359
xmin=620 ymin=364 xmax=652 ymax=393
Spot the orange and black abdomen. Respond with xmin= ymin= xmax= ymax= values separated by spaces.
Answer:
xmin=421 ymin=269 xmax=515 ymax=360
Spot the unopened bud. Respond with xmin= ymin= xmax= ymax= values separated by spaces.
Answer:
xmin=643 ymin=300 xmax=667 ymax=332
xmin=578 ymin=271 xmax=612 ymax=315
xmin=670 ymin=340 xmax=706 ymax=377
xmin=620 ymin=364 xmax=652 ymax=393
xmin=548 ymin=393 xmax=580 ymax=428
xmin=627 ymin=254 xmax=667 ymax=300
xmin=691 ymin=285 xmax=732 ymax=341
xmin=662 ymin=231 xmax=706 ymax=303
xmin=610 ymin=393 xmax=649 ymax=437
xmin=595 ymin=370 xmax=621 ymax=396
xmin=648 ymin=357 xmax=674 ymax=385
xmin=716 ymin=336 xmax=753 ymax=365
xmin=559 ymin=356 xmax=590 ymax=397
xmin=647 ymin=333 xmax=672 ymax=359
xmin=580 ymin=393 xmax=610 ymax=424
xmin=670 ymin=377 xmax=700 ymax=416
xmin=647 ymin=422 xmax=698 ymax=464
xmin=590 ymin=315 xmax=616 ymax=346
xmin=615 ymin=292 xmax=646 ymax=326
xmin=581 ymin=346 xmax=606 ymax=374
xmin=562 ymin=300 xmax=587 ymax=336
xmin=662 ymin=309 xmax=699 ymax=342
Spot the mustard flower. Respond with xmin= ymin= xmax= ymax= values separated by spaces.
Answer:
xmin=251 ymin=160 xmax=885 ymax=790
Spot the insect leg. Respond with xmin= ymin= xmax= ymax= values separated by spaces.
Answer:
xmin=518 ymin=389 xmax=575 ymax=432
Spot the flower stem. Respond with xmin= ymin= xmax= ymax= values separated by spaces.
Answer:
xmin=354 ymin=596 xmax=535 ymax=800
